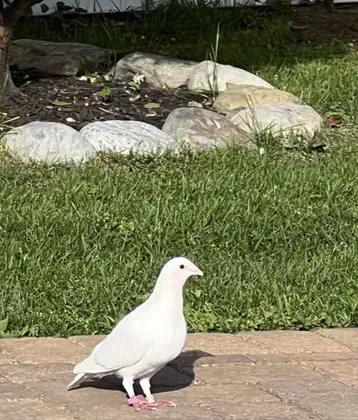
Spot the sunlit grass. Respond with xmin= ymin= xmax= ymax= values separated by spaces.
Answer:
xmin=2 ymin=2 xmax=358 ymax=336
xmin=0 ymin=145 xmax=357 ymax=336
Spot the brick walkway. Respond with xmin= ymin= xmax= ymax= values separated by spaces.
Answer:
xmin=0 ymin=328 xmax=357 ymax=419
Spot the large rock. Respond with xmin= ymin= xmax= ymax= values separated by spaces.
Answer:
xmin=214 ymin=84 xmax=302 ymax=114
xmin=188 ymin=61 xmax=273 ymax=93
xmin=2 ymin=121 xmax=96 ymax=163
xmin=113 ymin=52 xmax=198 ymax=88
xmin=162 ymin=107 xmax=255 ymax=150
xmin=227 ymin=102 xmax=323 ymax=140
xmin=80 ymin=120 xmax=177 ymax=154
xmin=9 ymin=39 xmax=114 ymax=76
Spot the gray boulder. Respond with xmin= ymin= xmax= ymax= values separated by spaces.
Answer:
xmin=9 ymin=39 xmax=114 ymax=76
xmin=188 ymin=61 xmax=273 ymax=93
xmin=162 ymin=107 xmax=255 ymax=150
xmin=227 ymin=102 xmax=323 ymax=141
xmin=2 ymin=121 xmax=96 ymax=163
xmin=113 ymin=52 xmax=198 ymax=88
xmin=80 ymin=120 xmax=177 ymax=154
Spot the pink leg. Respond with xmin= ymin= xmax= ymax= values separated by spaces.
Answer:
xmin=128 ymin=395 xmax=158 ymax=411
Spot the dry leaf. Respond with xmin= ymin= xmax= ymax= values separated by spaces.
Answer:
xmin=144 ymin=102 xmax=161 ymax=110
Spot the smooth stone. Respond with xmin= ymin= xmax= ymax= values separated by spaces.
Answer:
xmin=113 ymin=52 xmax=198 ymax=88
xmin=188 ymin=61 xmax=273 ymax=93
xmin=2 ymin=121 xmax=96 ymax=163
xmin=9 ymin=39 xmax=114 ymax=76
xmin=227 ymin=102 xmax=323 ymax=140
xmin=162 ymin=107 xmax=255 ymax=151
xmin=80 ymin=120 xmax=177 ymax=154
xmin=214 ymin=84 xmax=302 ymax=114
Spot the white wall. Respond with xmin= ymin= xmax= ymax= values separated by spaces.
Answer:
xmin=31 ymin=0 xmax=355 ymax=16
xmin=31 ymin=0 xmax=315 ymax=16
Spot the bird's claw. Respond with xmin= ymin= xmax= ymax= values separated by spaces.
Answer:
xmin=128 ymin=396 xmax=176 ymax=410
xmin=128 ymin=396 xmax=158 ymax=411
xmin=134 ymin=402 xmax=158 ymax=412
xmin=151 ymin=400 xmax=176 ymax=408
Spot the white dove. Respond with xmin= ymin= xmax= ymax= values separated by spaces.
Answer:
xmin=67 ymin=256 xmax=203 ymax=410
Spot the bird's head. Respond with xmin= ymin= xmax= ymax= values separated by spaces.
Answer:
xmin=159 ymin=256 xmax=203 ymax=285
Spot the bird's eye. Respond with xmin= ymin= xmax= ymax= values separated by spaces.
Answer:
xmin=179 ymin=264 xmax=185 ymax=269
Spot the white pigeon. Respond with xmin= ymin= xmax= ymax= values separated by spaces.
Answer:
xmin=67 ymin=256 xmax=203 ymax=410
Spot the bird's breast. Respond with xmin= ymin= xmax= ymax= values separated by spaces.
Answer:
xmin=148 ymin=316 xmax=187 ymax=366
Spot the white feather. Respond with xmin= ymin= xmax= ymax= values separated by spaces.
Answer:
xmin=67 ymin=257 xmax=203 ymax=390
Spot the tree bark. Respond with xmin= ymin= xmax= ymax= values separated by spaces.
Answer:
xmin=322 ymin=0 xmax=335 ymax=13
xmin=0 ymin=24 xmax=18 ymax=105
xmin=0 ymin=0 xmax=37 ymax=105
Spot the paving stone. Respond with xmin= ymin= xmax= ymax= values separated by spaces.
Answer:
xmin=0 ymin=380 xmax=40 ymax=401
xmin=0 ymin=346 xmax=16 ymax=366
xmin=194 ymin=361 xmax=311 ymax=386
xmin=68 ymin=333 xmax=269 ymax=357
xmin=0 ymin=398 xmax=75 ymax=420
xmin=1 ymin=330 xmax=358 ymax=420
xmin=0 ymin=362 xmax=72 ymax=386
xmin=258 ymin=367 xmax=358 ymax=420
xmin=238 ymin=330 xmax=350 ymax=353
xmin=315 ymin=328 xmax=358 ymax=351
xmin=158 ymin=383 xmax=314 ymax=420
xmin=0 ymin=338 xmax=86 ymax=364
xmin=178 ymin=384 xmax=314 ymax=420
xmin=250 ymin=351 xmax=358 ymax=364
xmin=195 ymin=363 xmax=358 ymax=419
xmin=223 ymin=403 xmax=315 ymax=420
xmin=30 ymin=376 xmax=223 ymax=420
xmin=67 ymin=335 xmax=103 ymax=350
xmin=309 ymin=359 xmax=358 ymax=388
xmin=185 ymin=333 xmax=269 ymax=355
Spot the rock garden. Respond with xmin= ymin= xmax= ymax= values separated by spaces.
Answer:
xmin=2 ymin=39 xmax=323 ymax=163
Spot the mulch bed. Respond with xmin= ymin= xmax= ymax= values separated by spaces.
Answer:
xmin=287 ymin=4 xmax=358 ymax=44
xmin=1 ymin=69 xmax=208 ymax=131
xmin=3 ymin=4 xmax=358 ymax=131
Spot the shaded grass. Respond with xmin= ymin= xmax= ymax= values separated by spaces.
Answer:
xmin=15 ymin=4 xmax=344 ymax=71
xmin=0 ymin=145 xmax=357 ymax=337
xmin=13 ymin=4 xmax=357 ymax=123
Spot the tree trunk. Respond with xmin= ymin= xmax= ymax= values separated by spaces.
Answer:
xmin=322 ymin=0 xmax=335 ymax=13
xmin=0 ymin=24 xmax=18 ymax=105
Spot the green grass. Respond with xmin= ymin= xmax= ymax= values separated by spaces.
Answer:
xmin=0 ymin=146 xmax=357 ymax=337
xmin=2 ymin=2 xmax=358 ymax=336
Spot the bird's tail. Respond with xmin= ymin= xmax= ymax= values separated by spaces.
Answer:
xmin=67 ymin=373 xmax=87 ymax=391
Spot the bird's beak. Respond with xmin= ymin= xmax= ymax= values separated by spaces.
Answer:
xmin=191 ymin=266 xmax=203 ymax=276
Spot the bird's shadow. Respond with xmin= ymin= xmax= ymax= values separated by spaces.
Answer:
xmin=76 ymin=350 xmax=213 ymax=395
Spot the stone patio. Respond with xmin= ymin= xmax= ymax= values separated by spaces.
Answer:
xmin=0 ymin=328 xmax=357 ymax=419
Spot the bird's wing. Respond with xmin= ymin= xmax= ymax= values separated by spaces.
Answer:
xmin=74 ymin=312 xmax=151 ymax=375
xmin=92 ymin=304 xmax=155 ymax=372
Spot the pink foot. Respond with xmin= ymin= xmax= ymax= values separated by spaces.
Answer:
xmin=151 ymin=400 xmax=176 ymax=408
xmin=127 ymin=396 xmax=158 ymax=411
xmin=128 ymin=396 xmax=176 ymax=410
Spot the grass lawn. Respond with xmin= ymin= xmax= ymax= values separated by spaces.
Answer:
xmin=1 ymin=3 xmax=358 ymax=336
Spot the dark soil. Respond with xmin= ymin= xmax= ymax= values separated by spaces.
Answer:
xmin=288 ymin=4 xmax=358 ymax=44
xmin=2 ymin=69 xmax=207 ymax=131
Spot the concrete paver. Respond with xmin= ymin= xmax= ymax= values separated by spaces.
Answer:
xmin=1 ymin=399 xmax=75 ymax=420
xmin=307 ymin=359 xmax=358 ymax=387
xmin=237 ymin=330 xmax=351 ymax=353
xmin=0 ymin=337 xmax=88 ymax=365
xmin=315 ymin=328 xmax=358 ymax=351
xmin=0 ymin=328 xmax=357 ymax=419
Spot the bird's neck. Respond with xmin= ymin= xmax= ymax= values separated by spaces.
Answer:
xmin=150 ymin=274 xmax=185 ymax=311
